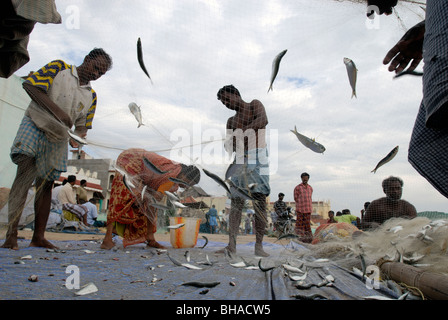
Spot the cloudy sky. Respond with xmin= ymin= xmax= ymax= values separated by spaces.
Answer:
xmin=17 ymin=0 xmax=445 ymax=216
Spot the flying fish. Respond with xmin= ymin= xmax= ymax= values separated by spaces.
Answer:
xmin=128 ymin=102 xmax=144 ymax=128
xmin=290 ymin=126 xmax=326 ymax=153
xmin=268 ymin=49 xmax=287 ymax=93
xmin=371 ymin=146 xmax=399 ymax=173
xmin=137 ymin=37 xmax=153 ymax=84
xmin=343 ymin=57 xmax=358 ymax=98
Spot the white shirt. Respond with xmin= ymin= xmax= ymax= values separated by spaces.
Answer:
xmin=82 ymin=201 xmax=98 ymax=225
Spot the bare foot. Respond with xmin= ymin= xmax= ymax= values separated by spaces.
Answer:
xmin=1 ymin=238 xmax=19 ymax=250
xmin=29 ymin=238 xmax=58 ymax=249
xmin=215 ymin=245 xmax=236 ymax=255
xmin=146 ymin=240 xmax=166 ymax=249
xmin=100 ymin=238 xmax=116 ymax=250
xmin=255 ymin=244 xmax=269 ymax=257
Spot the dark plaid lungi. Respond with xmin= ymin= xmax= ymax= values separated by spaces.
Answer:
xmin=408 ymin=0 xmax=448 ymax=199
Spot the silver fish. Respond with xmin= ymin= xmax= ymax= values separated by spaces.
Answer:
xmin=122 ymin=174 xmax=136 ymax=191
xmin=290 ymin=126 xmax=326 ymax=153
xmin=394 ymin=70 xmax=423 ymax=79
xmin=202 ymin=168 xmax=231 ymax=194
xmin=74 ymin=282 xmax=98 ymax=296
xmin=227 ymin=180 xmax=255 ymax=200
xmin=143 ymin=156 xmax=168 ymax=175
xmin=343 ymin=57 xmax=358 ymax=99
xmin=172 ymin=201 xmax=187 ymax=208
xmin=167 ymin=223 xmax=185 ymax=229
xmin=141 ymin=185 xmax=147 ymax=201
xmin=371 ymin=145 xmax=399 ymax=173
xmin=181 ymin=263 xmax=202 ymax=270
xmin=282 ymin=264 xmax=305 ymax=274
xmin=168 ymin=177 xmax=192 ymax=187
xmin=137 ymin=37 xmax=153 ymax=84
xmin=200 ymin=235 xmax=208 ymax=249
xmin=164 ymin=190 xmax=180 ymax=201
xmin=225 ymin=162 xmax=244 ymax=181
xmin=149 ymin=203 xmax=171 ymax=211
xmin=128 ymin=102 xmax=144 ymax=128
xmin=67 ymin=130 xmax=88 ymax=145
xmin=268 ymin=49 xmax=287 ymax=93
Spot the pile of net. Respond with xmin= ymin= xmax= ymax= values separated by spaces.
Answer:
xmin=292 ymin=217 xmax=448 ymax=275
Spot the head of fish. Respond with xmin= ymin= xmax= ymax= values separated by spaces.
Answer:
xmin=343 ymin=57 xmax=353 ymax=66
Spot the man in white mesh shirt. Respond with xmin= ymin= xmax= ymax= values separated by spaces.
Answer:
xmin=2 ymin=49 xmax=112 ymax=250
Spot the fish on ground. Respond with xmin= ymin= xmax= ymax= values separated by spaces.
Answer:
xmin=343 ymin=57 xmax=358 ymax=99
xmin=137 ymin=37 xmax=153 ymax=84
xmin=268 ymin=49 xmax=287 ymax=93
xmin=290 ymin=126 xmax=325 ymax=153
xmin=371 ymin=145 xmax=399 ymax=173
xmin=128 ymin=102 xmax=144 ymax=128
xmin=181 ymin=281 xmax=220 ymax=288
xmin=143 ymin=156 xmax=168 ymax=175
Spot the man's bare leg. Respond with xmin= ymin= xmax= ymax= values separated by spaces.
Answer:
xmin=1 ymin=156 xmax=36 ymax=250
xmin=30 ymin=178 xmax=57 ymax=249
xmin=216 ymin=197 xmax=244 ymax=254
xmin=253 ymin=193 xmax=269 ymax=257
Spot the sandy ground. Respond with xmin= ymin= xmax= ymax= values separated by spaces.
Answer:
xmin=17 ymin=228 xmax=291 ymax=246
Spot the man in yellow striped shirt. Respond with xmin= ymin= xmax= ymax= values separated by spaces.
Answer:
xmin=2 ymin=48 xmax=112 ymax=250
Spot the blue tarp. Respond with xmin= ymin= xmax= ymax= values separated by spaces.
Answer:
xmin=0 ymin=236 xmax=397 ymax=300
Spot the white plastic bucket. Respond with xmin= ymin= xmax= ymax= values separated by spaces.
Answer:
xmin=169 ymin=217 xmax=201 ymax=248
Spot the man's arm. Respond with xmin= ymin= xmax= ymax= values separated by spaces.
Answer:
xmin=383 ymin=21 xmax=425 ymax=74
xmin=23 ymin=83 xmax=73 ymax=128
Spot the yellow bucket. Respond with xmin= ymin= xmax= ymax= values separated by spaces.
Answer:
xmin=169 ymin=217 xmax=201 ymax=248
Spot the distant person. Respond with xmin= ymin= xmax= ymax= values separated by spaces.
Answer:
xmin=206 ymin=205 xmax=218 ymax=234
xmin=362 ymin=176 xmax=417 ymax=229
xmin=273 ymin=192 xmax=287 ymax=219
xmin=294 ymin=172 xmax=313 ymax=243
xmin=83 ymin=198 xmax=105 ymax=228
xmin=334 ymin=209 xmax=360 ymax=227
xmin=76 ymin=179 xmax=88 ymax=204
xmin=327 ymin=210 xmax=336 ymax=224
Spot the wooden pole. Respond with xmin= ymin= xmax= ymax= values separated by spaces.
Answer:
xmin=380 ymin=261 xmax=448 ymax=300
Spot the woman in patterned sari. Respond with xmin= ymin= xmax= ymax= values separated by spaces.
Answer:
xmin=100 ymin=148 xmax=200 ymax=249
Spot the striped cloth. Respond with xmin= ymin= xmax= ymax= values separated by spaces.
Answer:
xmin=10 ymin=116 xmax=67 ymax=181
xmin=408 ymin=0 xmax=448 ymax=198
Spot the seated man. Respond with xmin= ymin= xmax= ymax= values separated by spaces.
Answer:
xmin=83 ymin=198 xmax=105 ymax=227
xmin=362 ymin=176 xmax=417 ymax=229
xmin=58 ymin=175 xmax=88 ymax=225
xmin=334 ymin=209 xmax=360 ymax=227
